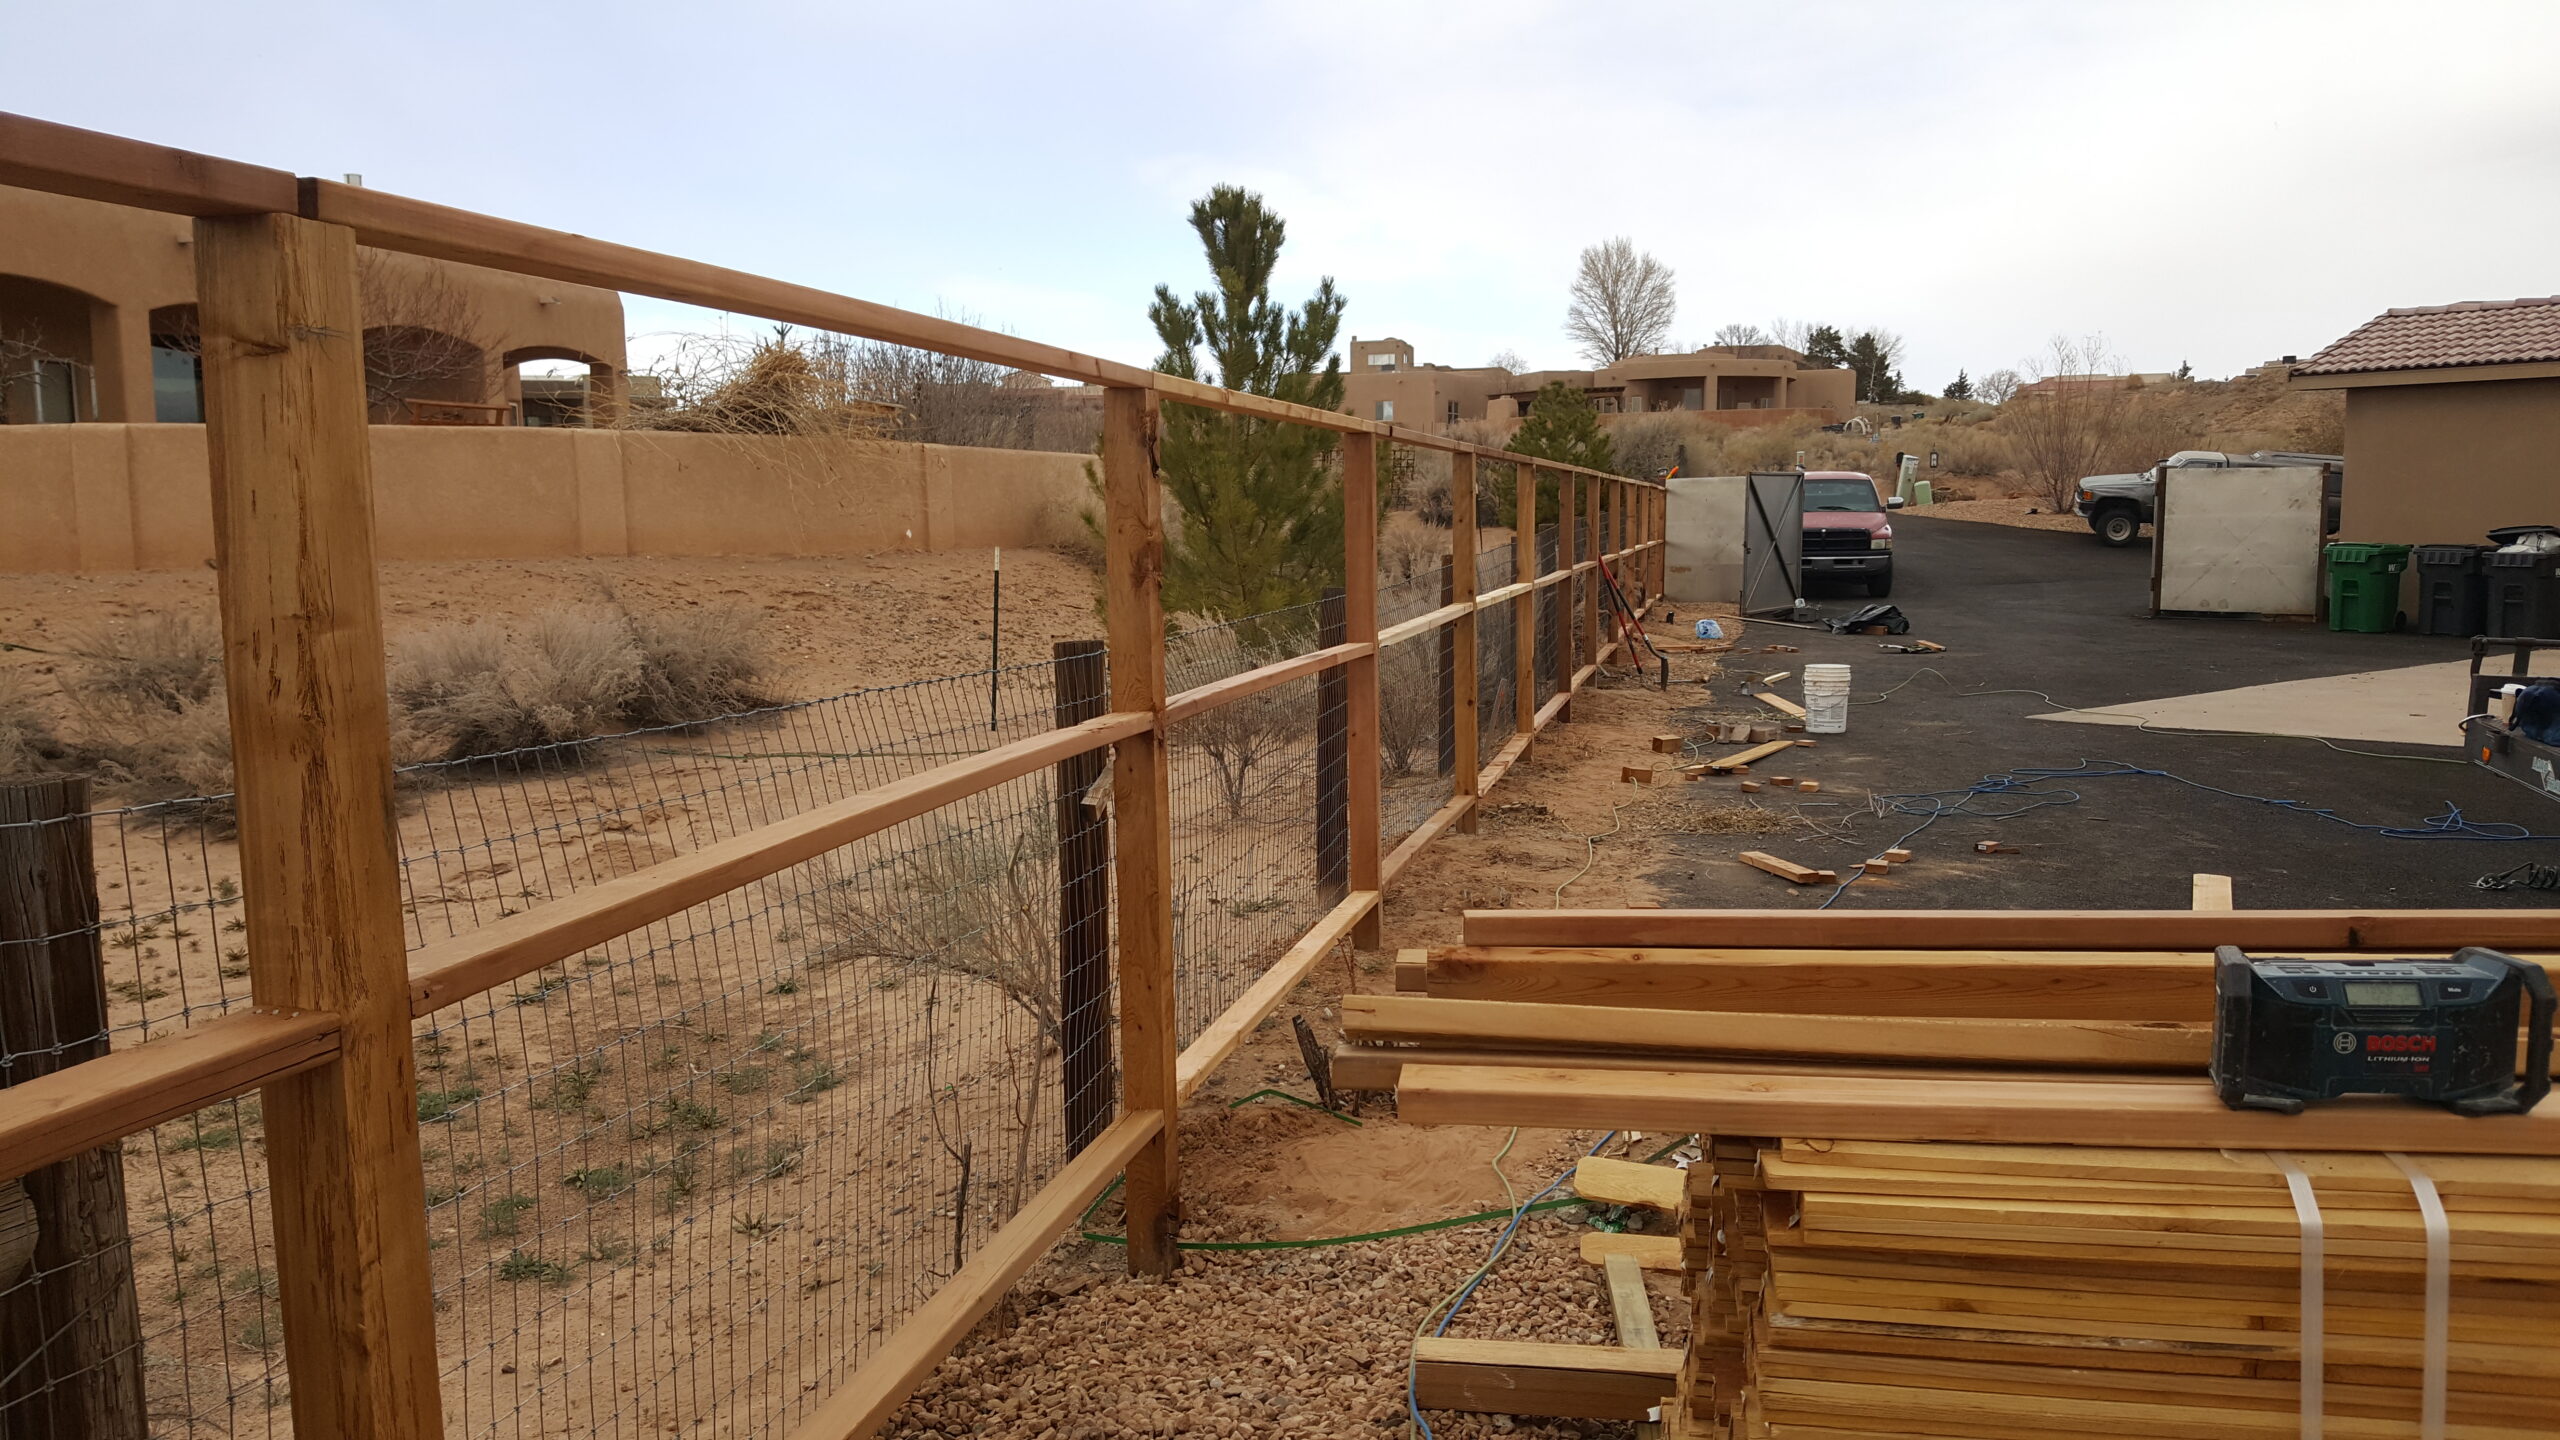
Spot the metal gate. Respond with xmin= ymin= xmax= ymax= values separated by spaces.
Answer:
xmin=1741 ymin=471 xmax=1805 ymax=616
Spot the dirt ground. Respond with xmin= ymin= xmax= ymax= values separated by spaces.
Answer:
xmin=0 ymin=546 xmax=1105 ymax=712
xmin=884 ymin=631 xmax=1750 ymax=1440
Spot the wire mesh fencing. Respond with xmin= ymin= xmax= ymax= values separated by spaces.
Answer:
xmin=0 ymin=783 xmax=289 ymax=1437
xmin=0 ymin=526 xmax=1597 ymax=1437
xmin=1476 ymin=540 xmax=1520 ymax=758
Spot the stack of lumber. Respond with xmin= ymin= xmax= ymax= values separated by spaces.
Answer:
xmin=1665 ymin=1138 xmax=2560 ymax=1438
xmin=1368 ymin=911 xmax=2560 ymax=1439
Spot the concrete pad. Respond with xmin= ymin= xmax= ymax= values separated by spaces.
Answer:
xmin=2032 ymin=659 xmax=2472 ymax=748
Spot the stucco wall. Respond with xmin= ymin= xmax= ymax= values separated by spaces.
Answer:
xmin=0 ymin=426 xmax=1093 ymax=572
xmin=2338 ymin=378 xmax=2560 ymax=544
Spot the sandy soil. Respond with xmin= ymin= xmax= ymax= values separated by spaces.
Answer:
xmin=883 ymin=621 xmax=1748 ymax=1440
xmin=0 ymin=546 xmax=1106 ymax=713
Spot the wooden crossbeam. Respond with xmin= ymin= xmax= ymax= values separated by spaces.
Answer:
xmin=1458 ymin=908 xmax=2560 ymax=951
xmin=1412 ymin=946 xmax=2228 ymax=1020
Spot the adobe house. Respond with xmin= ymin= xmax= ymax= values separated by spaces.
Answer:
xmin=1339 ymin=335 xmax=1853 ymax=430
xmin=2291 ymin=296 xmax=2560 ymax=543
xmin=0 ymin=184 xmax=627 ymax=426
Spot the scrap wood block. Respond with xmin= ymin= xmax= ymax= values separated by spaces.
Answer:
xmin=1652 ymin=734 xmax=1685 ymax=754
xmin=1580 ymin=1231 xmax=1684 ymax=1271
xmin=1883 ymin=848 xmax=1913 ymax=862
xmin=1739 ymin=781 xmax=1764 ymax=793
xmin=1770 ymin=776 xmax=1797 ymax=787
xmin=1622 ymin=764 xmax=1657 ymax=785
xmin=1748 ymin=724 xmax=1782 ymax=743
xmin=1394 ymin=947 xmax=1428 ymax=992
xmin=1798 ymin=781 xmax=1822 ymax=794
xmin=1576 ymin=1155 xmax=1687 ymax=1212
xmin=1976 ymin=840 xmax=2020 ymax=855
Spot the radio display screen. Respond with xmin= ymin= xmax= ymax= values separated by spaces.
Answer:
xmin=2343 ymin=981 xmax=2423 ymax=1007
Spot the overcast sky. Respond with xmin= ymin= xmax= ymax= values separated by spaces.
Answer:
xmin=25 ymin=2 xmax=2560 ymax=390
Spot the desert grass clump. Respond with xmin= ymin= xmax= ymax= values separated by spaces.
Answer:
xmin=0 ymin=670 xmax=70 ymax=778
xmin=391 ymin=612 xmax=641 ymax=761
xmin=72 ymin=615 xmax=221 ymax=713
xmin=624 ymin=601 xmax=774 ymax=727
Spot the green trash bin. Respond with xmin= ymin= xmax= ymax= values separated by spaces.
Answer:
xmin=2324 ymin=543 xmax=2411 ymax=632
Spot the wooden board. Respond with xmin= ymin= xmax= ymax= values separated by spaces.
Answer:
xmin=1458 ymin=908 xmax=2560 ymax=951
xmin=1575 ymin=1156 xmax=1686 ymax=1212
xmin=1395 ymin=1065 xmax=2560 ymax=1155
xmin=1409 ymin=1337 xmax=1679 ymax=1421
xmin=1702 ymin=740 xmax=1795 ymax=774
xmin=1327 ymin=1044 xmax=2188 ymax=1093
xmin=1756 ymin=692 xmax=1808 ymax=719
xmin=1579 ymin=1232 xmax=1684 ymax=1270
xmin=1602 ymin=1250 xmax=1662 ymax=1350
xmin=1741 ymin=852 xmax=1839 ymax=886
xmin=1418 ymin=947 xmax=2224 ymax=1021
xmin=1339 ymin=994 xmax=2210 ymax=1070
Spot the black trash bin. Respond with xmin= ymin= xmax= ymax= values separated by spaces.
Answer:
xmin=2414 ymin=544 xmax=2492 ymax=636
xmin=2485 ymin=549 xmax=2560 ymax=638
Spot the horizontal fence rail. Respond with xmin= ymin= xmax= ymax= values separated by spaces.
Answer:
xmin=0 ymin=110 xmax=1666 ymax=1440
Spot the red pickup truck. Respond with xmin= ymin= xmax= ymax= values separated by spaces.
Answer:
xmin=1798 ymin=470 xmax=1901 ymax=598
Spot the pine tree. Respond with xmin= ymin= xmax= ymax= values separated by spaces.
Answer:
xmin=1943 ymin=369 xmax=1974 ymax=401
xmin=1141 ymin=186 xmax=1351 ymax=623
xmin=1497 ymin=382 xmax=1615 ymax=528
xmin=1802 ymin=325 xmax=1849 ymax=369
xmin=1845 ymin=331 xmax=1906 ymax=404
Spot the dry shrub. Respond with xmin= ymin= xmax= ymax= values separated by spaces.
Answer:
xmin=1377 ymin=512 xmax=1445 ymax=584
xmin=1174 ymin=685 xmax=1302 ymax=819
xmin=392 ymin=613 xmax=641 ymax=760
xmin=76 ymin=695 xmax=233 ymax=803
xmin=393 ymin=605 xmax=775 ymax=762
xmin=625 ymin=602 xmax=774 ymax=727
xmin=1376 ymin=640 xmax=1441 ymax=778
xmin=71 ymin=615 xmax=221 ymax=714
xmin=0 ymin=670 xmax=69 ymax=778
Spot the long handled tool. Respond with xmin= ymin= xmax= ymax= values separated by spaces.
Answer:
xmin=1594 ymin=554 xmax=1665 ymax=669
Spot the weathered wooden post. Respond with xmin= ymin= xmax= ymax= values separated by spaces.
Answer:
xmin=1315 ymin=587 xmax=1350 ymax=904
xmin=197 ymin=210 xmax=445 ymax=1440
xmin=1516 ymin=465 xmax=1537 ymax=747
xmin=1448 ymin=452 xmax=1479 ymax=832
xmin=0 ymin=776 xmax=144 ymax=1440
xmin=1099 ymin=386 xmax=1178 ymax=1274
xmin=1435 ymin=557 xmax=1456 ymax=779
xmin=1050 ymin=640 xmax=1113 ymax=1157
xmin=1342 ymin=433 xmax=1383 ymax=949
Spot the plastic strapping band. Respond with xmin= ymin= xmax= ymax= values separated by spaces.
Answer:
xmin=2266 ymin=1151 xmax=2324 ymax=1440
xmin=2387 ymin=1152 xmax=2450 ymax=1440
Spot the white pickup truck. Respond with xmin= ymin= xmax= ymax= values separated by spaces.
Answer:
xmin=2073 ymin=450 xmax=2343 ymax=546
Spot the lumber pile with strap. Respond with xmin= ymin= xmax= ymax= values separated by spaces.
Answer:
xmin=1361 ymin=911 xmax=2560 ymax=1437
xmin=1669 ymin=1137 xmax=2560 ymax=1438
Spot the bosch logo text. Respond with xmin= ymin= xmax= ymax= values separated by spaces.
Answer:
xmin=2364 ymin=1034 xmax=2436 ymax=1055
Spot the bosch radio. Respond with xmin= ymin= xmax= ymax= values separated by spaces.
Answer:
xmin=2210 ymin=947 xmax=2552 ymax=1116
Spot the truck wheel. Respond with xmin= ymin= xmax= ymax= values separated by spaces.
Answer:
xmin=2093 ymin=507 xmax=2140 ymax=547
xmin=1866 ymin=570 xmax=1893 ymax=598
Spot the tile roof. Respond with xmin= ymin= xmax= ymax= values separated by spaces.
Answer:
xmin=2294 ymin=295 xmax=2560 ymax=376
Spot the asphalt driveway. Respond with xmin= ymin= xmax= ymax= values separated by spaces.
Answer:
xmin=1654 ymin=514 xmax=2560 ymax=911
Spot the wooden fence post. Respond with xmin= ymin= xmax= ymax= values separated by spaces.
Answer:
xmin=1342 ymin=433 xmax=1382 ymax=950
xmin=1448 ymin=452 xmax=1479 ymax=833
xmin=1435 ymin=559 xmax=1455 ymax=779
xmin=1099 ymin=386 xmax=1179 ymax=1274
xmin=1553 ymin=469 xmax=1577 ymax=719
xmin=1576 ymin=474 xmax=1597 ymax=671
xmin=1051 ymin=640 xmax=1113 ymax=1157
xmin=0 ymin=776 xmax=143 ymax=1440
xmin=1315 ymin=588 xmax=1349 ymax=905
xmin=1514 ymin=465 xmax=1536 ymax=748
xmin=195 ymin=211 xmax=443 ymax=1440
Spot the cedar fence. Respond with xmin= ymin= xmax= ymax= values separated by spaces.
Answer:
xmin=0 ymin=113 xmax=1665 ymax=1440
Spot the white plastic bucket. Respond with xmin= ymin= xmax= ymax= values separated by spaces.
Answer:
xmin=1802 ymin=663 xmax=1852 ymax=734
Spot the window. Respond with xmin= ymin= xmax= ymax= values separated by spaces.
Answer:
xmin=1376 ymin=400 xmax=1394 ymax=422
xmin=1444 ymin=400 xmax=1459 ymax=425
xmin=152 ymin=345 xmax=202 ymax=422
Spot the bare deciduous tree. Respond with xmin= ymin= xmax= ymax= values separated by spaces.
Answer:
xmin=357 ymin=253 xmax=496 ymax=422
xmin=1976 ymin=368 xmax=2022 ymax=406
xmin=1485 ymin=349 xmax=1526 ymax=374
xmin=1765 ymin=318 xmax=1812 ymax=353
xmin=1565 ymin=238 xmax=1676 ymax=367
xmin=2005 ymin=336 xmax=2159 ymax=509
xmin=1712 ymin=323 xmax=1768 ymax=347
